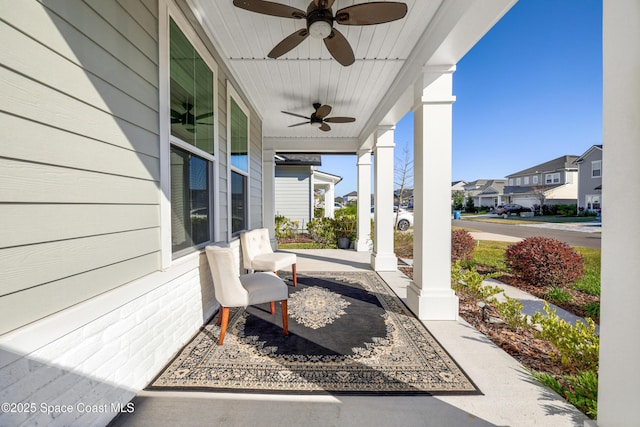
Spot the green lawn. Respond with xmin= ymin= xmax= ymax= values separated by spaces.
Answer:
xmin=462 ymin=216 xmax=600 ymax=225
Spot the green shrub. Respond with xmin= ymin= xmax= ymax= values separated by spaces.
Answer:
xmin=544 ymin=287 xmax=573 ymax=304
xmin=451 ymin=229 xmax=475 ymax=262
xmin=533 ymin=370 xmax=598 ymax=419
xmin=583 ymin=301 xmax=600 ymax=320
xmin=334 ymin=208 xmax=357 ymax=240
xmin=495 ymin=296 xmax=530 ymax=331
xmin=307 ymin=217 xmax=336 ymax=246
xmin=505 ymin=237 xmax=584 ymax=288
xmin=531 ymin=302 xmax=599 ymax=371
xmin=451 ymin=262 xmax=502 ymax=302
xmin=275 ymin=215 xmax=299 ymax=239
xmin=555 ymin=204 xmax=578 ymax=216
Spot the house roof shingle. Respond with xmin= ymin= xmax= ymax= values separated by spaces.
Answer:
xmin=506 ymin=155 xmax=579 ymax=178
xmin=275 ymin=153 xmax=322 ymax=166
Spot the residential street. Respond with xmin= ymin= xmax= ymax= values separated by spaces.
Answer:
xmin=452 ymin=218 xmax=601 ymax=249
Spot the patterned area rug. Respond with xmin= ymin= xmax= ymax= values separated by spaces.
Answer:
xmin=148 ymin=272 xmax=480 ymax=395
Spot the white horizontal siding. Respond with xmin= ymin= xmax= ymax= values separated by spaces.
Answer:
xmin=0 ymin=204 xmax=160 ymax=249
xmin=0 ymin=228 xmax=160 ymax=297
xmin=0 ymin=0 xmax=161 ymax=334
xmin=275 ymin=167 xmax=312 ymax=228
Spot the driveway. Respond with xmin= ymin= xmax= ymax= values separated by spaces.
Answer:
xmin=452 ymin=218 xmax=601 ymax=249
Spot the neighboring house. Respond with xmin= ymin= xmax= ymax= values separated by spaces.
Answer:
xmin=343 ymin=191 xmax=358 ymax=204
xmin=394 ymin=188 xmax=414 ymax=207
xmin=451 ymin=180 xmax=467 ymax=207
xmin=462 ymin=179 xmax=506 ymax=208
xmin=574 ymin=145 xmax=603 ymax=212
xmin=274 ymin=154 xmax=342 ymax=227
xmin=451 ymin=180 xmax=467 ymax=192
xmin=503 ymin=155 xmax=579 ymax=208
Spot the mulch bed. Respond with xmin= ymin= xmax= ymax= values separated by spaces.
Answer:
xmin=399 ymin=265 xmax=574 ymax=376
xmin=492 ymin=272 xmax=599 ymax=322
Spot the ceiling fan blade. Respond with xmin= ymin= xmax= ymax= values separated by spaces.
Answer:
xmin=171 ymin=108 xmax=182 ymax=117
xmin=195 ymin=112 xmax=214 ymax=120
xmin=282 ymin=111 xmax=311 ymax=120
xmin=313 ymin=0 xmax=336 ymax=9
xmin=233 ymin=0 xmax=306 ymax=19
xmin=315 ymin=104 xmax=332 ymax=118
xmin=268 ymin=29 xmax=309 ymax=58
xmin=288 ymin=122 xmax=309 ymax=128
xmin=319 ymin=123 xmax=331 ymax=132
xmin=335 ymin=2 xmax=408 ymax=26
xmin=323 ymin=28 xmax=355 ymax=66
xmin=324 ymin=116 xmax=355 ymax=123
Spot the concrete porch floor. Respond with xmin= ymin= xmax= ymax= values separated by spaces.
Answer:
xmin=110 ymin=249 xmax=589 ymax=427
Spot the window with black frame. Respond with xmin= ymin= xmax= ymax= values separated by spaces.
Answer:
xmin=169 ymin=18 xmax=215 ymax=255
xmin=229 ymin=96 xmax=249 ymax=234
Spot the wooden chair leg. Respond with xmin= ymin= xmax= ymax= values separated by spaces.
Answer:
xmin=217 ymin=307 xmax=229 ymax=345
xmin=292 ymin=263 xmax=297 ymax=287
xmin=270 ymin=301 xmax=275 ymax=315
xmin=281 ymin=300 xmax=288 ymax=336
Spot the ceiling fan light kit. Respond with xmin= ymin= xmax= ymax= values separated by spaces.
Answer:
xmin=309 ymin=20 xmax=332 ymax=39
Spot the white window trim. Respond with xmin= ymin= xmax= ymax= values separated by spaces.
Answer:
xmin=159 ymin=0 xmax=219 ymax=268
xmin=592 ymin=160 xmax=602 ymax=178
xmin=227 ymin=82 xmax=251 ymax=240
xmin=516 ymin=177 xmax=521 ymax=185
xmin=545 ymin=173 xmax=560 ymax=184
xmin=532 ymin=175 xmax=539 ymax=184
xmin=524 ymin=176 xmax=529 ymax=185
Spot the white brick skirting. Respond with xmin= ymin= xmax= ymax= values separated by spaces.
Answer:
xmin=0 ymin=252 xmax=216 ymax=427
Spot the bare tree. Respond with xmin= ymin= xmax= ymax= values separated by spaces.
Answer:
xmin=394 ymin=144 xmax=414 ymax=228
xmin=531 ymin=185 xmax=549 ymax=214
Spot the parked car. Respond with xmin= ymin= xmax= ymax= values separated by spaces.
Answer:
xmin=371 ymin=206 xmax=414 ymax=231
xmin=493 ymin=203 xmax=531 ymax=215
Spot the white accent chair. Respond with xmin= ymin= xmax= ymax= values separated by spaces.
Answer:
xmin=205 ymin=246 xmax=289 ymax=345
xmin=240 ymin=228 xmax=297 ymax=286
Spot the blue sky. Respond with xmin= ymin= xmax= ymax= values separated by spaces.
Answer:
xmin=322 ymin=0 xmax=602 ymax=196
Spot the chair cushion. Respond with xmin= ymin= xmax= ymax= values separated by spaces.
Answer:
xmin=240 ymin=272 xmax=288 ymax=305
xmin=240 ymin=228 xmax=274 ymax=270
xmin=250 ymin=252 xmax=296 ymax=272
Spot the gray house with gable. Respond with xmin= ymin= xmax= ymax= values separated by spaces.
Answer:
xmin=503 ymin=155 xmax=579 ymax=208
xmin=575 ymin=145 xmax=603 ymax=212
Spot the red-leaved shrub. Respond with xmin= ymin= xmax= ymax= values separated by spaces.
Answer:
xmin=504 ymin=237 xmax=584 ymax=288
xmin=451 ymin=229 xmax=475 ymax=261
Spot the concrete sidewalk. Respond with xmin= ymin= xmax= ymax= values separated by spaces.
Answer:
xmin=110 ymin=250 xmax=589 ymax=427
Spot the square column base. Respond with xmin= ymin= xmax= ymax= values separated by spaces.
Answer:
xmin=406 ymin=282 xmax=459 ymax=320
xmin=371 ymin=252 xmax=397 ymax=271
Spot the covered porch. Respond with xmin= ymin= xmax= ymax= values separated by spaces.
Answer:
xmin=110 ymin=249 xmax=588 ymax=427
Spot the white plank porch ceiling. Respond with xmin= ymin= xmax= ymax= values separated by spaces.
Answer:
xmin=189 ymin=0 xmax=442 ymax=143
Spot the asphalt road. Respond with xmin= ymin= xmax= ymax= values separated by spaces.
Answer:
xmin=452 ymin=219 xmax=602 ymax=249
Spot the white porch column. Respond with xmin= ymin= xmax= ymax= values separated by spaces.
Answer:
xmin=371 ymin=126 xmax=397 ymax=270
xmin=262 ymin=149 xmax=277 ymax=247
xmin=598 ymin=2 xmax=640 ymax=426
xmin=324 ymin=184 xmax=335 ymax=218
xmin=407 ymin=66 xmax=459 ymax=320
xmin=356 ymin=149 xmax=372 ymax=251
